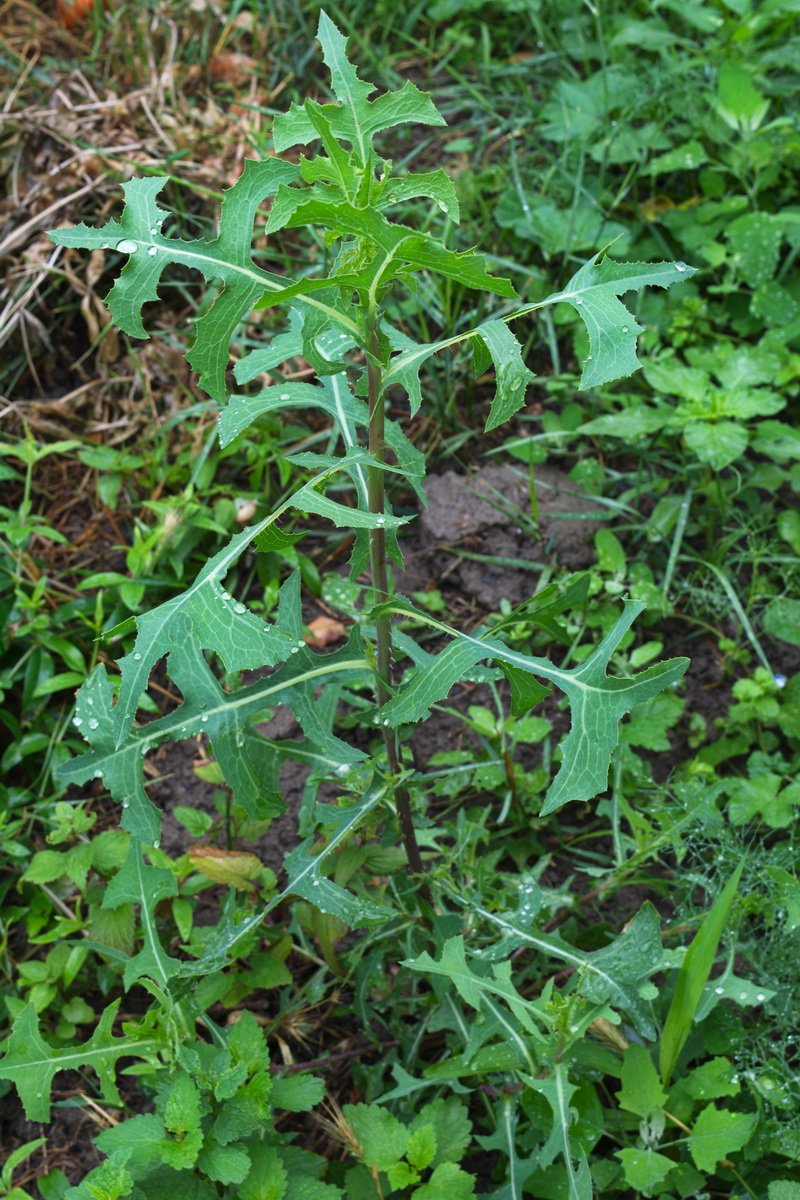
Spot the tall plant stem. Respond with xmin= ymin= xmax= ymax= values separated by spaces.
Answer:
xmin=365 ymin=311 xmax=425 ymax=878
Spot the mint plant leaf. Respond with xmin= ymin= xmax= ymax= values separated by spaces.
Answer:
xmin=415 ymin=1161 xmax=476 ymax=1200
xmin=94 ymin=1113 xmax=165 ymax=1166
xmin=270 ymin=1074 xmax=326 ymax=1112
xmin=283 ymin=1179 xmax=342 ymax=1200
xmin=63 ymin=1158 xmax=135 ymax=1200
xmin=616 ymin=1044 xmax=667 ymax=1118
xmin=0 ymin=1001 xmax=160 ymax=1122
xmin=688 ymin=1104 xmax=757 ymax=1173
xmin=195 ymin=1142 xmax=251 ymax=1185
xmin=410 ymin=1098 xmax=472 ymax=1168
xmin=239 ymin=1145 xmax=287 ymax=1200
xmin=343 ymin=1104 xmax=408 ymax=1172
xmin=538 ymin=253 xmax=696 ymax=388
xmin=614 ymin=1148 xmax=675 ymax=1196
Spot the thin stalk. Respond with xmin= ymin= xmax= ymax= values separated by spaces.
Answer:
xmin=365 ymin=312 xmax=426 ymax=877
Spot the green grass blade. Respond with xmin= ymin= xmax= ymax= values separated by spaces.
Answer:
xmin=659 ymin=858 xmax=746 ymax=1086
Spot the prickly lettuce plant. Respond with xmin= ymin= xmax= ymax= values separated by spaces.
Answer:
xmin=0 ymin=13 xmax=700 ymax=1196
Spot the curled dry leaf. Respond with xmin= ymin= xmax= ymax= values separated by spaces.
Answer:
xmin=187 ymin=844 xmax=264 ymax=890
xmin=208 ymin=52 xmax=259 ymax=85
xmin=303 ymin=615 xmax=348 ymax=647
xmin=236 ymin=500 xmax=258 ymax=524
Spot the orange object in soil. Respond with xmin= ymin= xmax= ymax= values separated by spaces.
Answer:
xmin=56 ymin=0 xmax=102 ymax=29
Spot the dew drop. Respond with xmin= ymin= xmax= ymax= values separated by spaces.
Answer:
xmin=133 ymin=652 xmax=142 ymax=661
xmin=150 ymin=228 xmax=158 ymax=235
xmin=312 ymin=879 xmax=320 ymax=887
xmin=739 ymin=991 xmax=748 ymax=1000
xmin=73 ymin=717 xmax=83 ymax=727
xmin=280 ymin=393 xmax=291 ymax=400
xmin=88 ymin=718 xmax=99 ymax=730
xmin=122 ymin=799 xmax=130 ymax=809
xmin=116 ymin=239 xmax=138 ymax=254
xmin=233 ymin=602 xmax=247 ymax=614
xmin=756 ymin=993 xmax=765 ymax=1002
xmin=575 ymin=297 xmax=583 ymax=305
xmin=291 ymin=647 xmax=299 ymax=654
xmin=87 ymin=697 xmax=94 ymax=706
xmin=675 ymin=262 xmax=686 ymax=273
xmin=147 ymin=246 xmax=158 ymax=256
xmin=153 ymin=837 xmax=160 ymax=849
xmin=201 ymin=714 xmax=209 ymax=723
xmin=715 ymin=986 xmax=724 ymax=995
xmin=622 ymin=326 xmax=629 ymax=334
xmin=263 ymin=625 xmax=271 ymax=633
xmin=94 ymin=769 xmax=103 ymax=779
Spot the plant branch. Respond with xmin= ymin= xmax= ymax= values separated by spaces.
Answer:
xmin=365 ymin=311 xmax=425 ymax=878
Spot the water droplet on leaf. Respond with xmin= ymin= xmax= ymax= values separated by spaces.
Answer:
xmin=147 ymin=247 xmax=158 ymax=256
xmin=116 ymin=239 xmax=138 ymax=254
xmin=233 ymin=602 xmax=246 ymax=614
xmin=133 ymin=652 xmax=142 ymax=661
